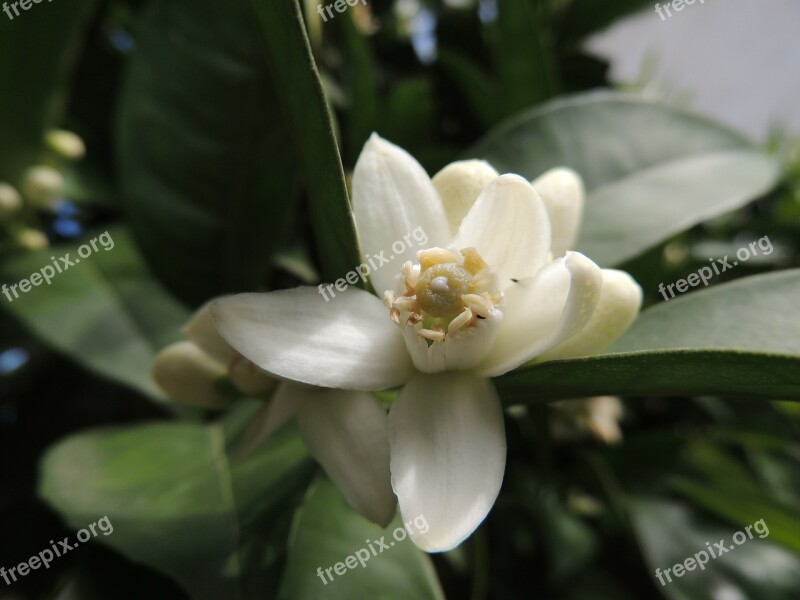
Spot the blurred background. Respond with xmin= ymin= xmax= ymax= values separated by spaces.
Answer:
xmin=1 ymin=0 xmax=799 ymax=598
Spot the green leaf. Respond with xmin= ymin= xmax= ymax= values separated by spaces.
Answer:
xmin=469 ymin=92 xmax=781 ymax=267
xmin=629 ymin=496 xmax=800 ymax=600
xmin=277 ymin=477 xmax=444 ymax=600
xmin=249 ymin=0 xmax=361 ymax=283
xmin=0 ymin=228 xmax=189 ymax=401
xmin=436 ymin=48 xmax=500 ymax=129
xmin=337 ymin=9 xmax=380 ymax=162
xmin=117 ymin=0 xmax=297 ymax=304
xmin=497 ymin=270 xmax=800 ymax=401
xmin=0 ymin=0 xmax=98 ymax=182
xmin=39 ymin=404 xmax=313 ymax=600
xmin=490 ymin=0 xmax=556 ymax=115
xmin=669 ymin=478 xmax=800 ymax=554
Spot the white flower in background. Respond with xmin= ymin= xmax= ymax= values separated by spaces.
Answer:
xmin=0 ymin=183 xmax=22 ymax=220
xmin=17 ymin=227 xmax=49 ymax=250
xmin=46 ymin=129 xmax=86 ymax=161
xmin=21 ymin=165 xmax=64 ymax=209
xmin=211 ymin=134 xmax=642 ymax=552
xmin=551 ymin=396 xmax=625 ymax=445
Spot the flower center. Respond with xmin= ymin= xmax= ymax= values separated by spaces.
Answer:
xmin=415 ymin=263 xmax=472 ymax=319
xmin=385 ymin=246 xmax=502 ymax=344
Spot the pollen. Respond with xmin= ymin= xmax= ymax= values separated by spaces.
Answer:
xmin=386 ymin=246 xmax=502 ymax=344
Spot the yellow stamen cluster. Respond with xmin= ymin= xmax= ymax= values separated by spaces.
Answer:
xmin=385 ymin=247 xmax=501 ymax=343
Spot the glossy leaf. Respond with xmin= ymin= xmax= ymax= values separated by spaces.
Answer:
xmin=39 ymin=404 xmax=313 ymax=600
xmin=117 ymin=0 xmax=297 ymax=303
xmin=0 ymin=228 xmax=189 ymax=400
xmin=629 ymin=497 xmax=800 ymax=600
xmin=498 ymin=270 xmax=800 ymax=401
xmin=249 ymin=0 xmax=361 ymax=283
xmin=277 ymin=477 xmax=444 ymax=600
xmin=469 ymin=92 xmax=781 ymax=267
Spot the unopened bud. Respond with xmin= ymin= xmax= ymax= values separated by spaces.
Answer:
xmin=46 ymin=129 xmax=86 ymax=160
xmin=22 ymin=165 xmax=64 ymax=209
xmin=153 ymin=342 xmax=235 ymax=409
xmin=183 ymin=302 xmax=238 ymax=365
xmin=229 ymin=357 xmax=275 ymax=397
xmin=17 ymin=228 xmax=49 ymax=250
xmin=0 ymin=183 xmax=22 ymax=219
xmin=432 ymin=160 xmax=499 ymax=232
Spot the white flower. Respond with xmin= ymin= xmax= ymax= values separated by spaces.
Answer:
xmin=211 ymin=134 xmax=642 ymax=552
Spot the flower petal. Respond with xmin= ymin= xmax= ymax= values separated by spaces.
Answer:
xmin=538 ymin=269 xmax=642 ymax=361
xmin=212 ymin=287 xmax=412 ymax=391
xmin=183 ymin=301 xmax=238 ymax=365
xmin=432 ymin=159 xmax=499 ymax=234
xmin=296 ymin=385 xmax=396 ymax=527
xmin=236 ymin=382 xmax=299 ymax=458
xmin=352 ymin=134 xmax=451 ymax=295
xmin=477 ymin=252 xmax=603 ymax=377
xmin=532 ymin=168 xmax=585 ymax=257
xmin=389 ymin=372 xmax=506 ymax=552
xmin=452 ymin=174 xmax=551 ymax=289
xmin=400 ymin=310 xmax=503 ymax=373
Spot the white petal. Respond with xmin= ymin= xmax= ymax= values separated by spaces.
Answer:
xmin=236 ymin=382 xmax=299 ymax=458
xmin=352 ymin=134 xmax=451 ymax=295
xmin=400 ymin=309 xmax=503 ymax=373
xmin=432 ymin=160 xmax=499 ymax=233
xmin=538 ymin=269 xmax=642 ymax=361
xmin=183 ymin=301 xmax=238 ymax=365
xmin=152 ymin=342 xmax=232 ymax=409
xmin=389 ymin=372 xmax=506 ymax=552
xmin=296 ymin=386 xmax=396 ymax=527
xmin=532 ymin=168 xmax=585 ymax=257
xmin=212 ymin=287 xmax=412 ymax=391
xmin=452 ymin=174 xmax=551 ymax=289
xmin=478 ymin=252 xmax=602 ymax=377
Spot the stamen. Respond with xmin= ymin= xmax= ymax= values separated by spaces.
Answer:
xmin=448 ymin=307 xmax=473 ymax=333
xmin=419 ymin=247 xmax=460 ymax=271
xmin=419 ymin=327 xmax=445 ymax=342
xmin=462 ymin=294 xmax=493 ymax=318
xmin=386 ymin=246 xmax=502 ymax=344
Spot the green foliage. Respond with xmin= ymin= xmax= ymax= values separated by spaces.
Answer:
xmin=0 ymin=1 xmax=798 ymax=598
xmin=0 ymin=228 xmax=188 ymax=401
xmin=276 ymin=477 xmax=444 ymax=600
xmin=39 ymin=403 xmax=314 ymax=599
xmin=470 ymin=92 xmax=780 ymax=267
xmin=0 ymin=0 xmax=98 ymax=183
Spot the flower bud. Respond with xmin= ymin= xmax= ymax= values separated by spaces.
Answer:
xmin=46 ymin=129 xmax=86 ymax=160
xmin=153 ymin=341 xmax=236 ymax=409
xmin=22 ymin=165 xmax=64 ymax=209
xmin=551 ymin=396 xmax=624 ymax=445
xmin=17 ymin=228 xmax=49 ymax=250
xmin=229 ymin=357 xmax=275 ymax=397
xmin=0 ymin=183 xmax=22 ymax=219
xmin=432 ymin=160 xmax=499 ymax=232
